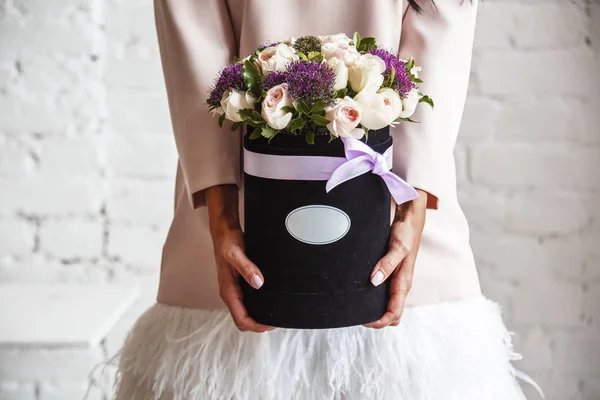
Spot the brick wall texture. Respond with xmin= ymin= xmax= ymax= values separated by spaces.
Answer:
xmin=0 ymin=0 xmax=599 ymax=399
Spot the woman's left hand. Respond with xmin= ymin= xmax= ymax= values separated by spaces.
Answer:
xmin=362 ymin=189 xmax=428 ymax=329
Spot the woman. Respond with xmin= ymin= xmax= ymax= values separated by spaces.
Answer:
xmin=113 ymin=0 xmax=540 ymax=399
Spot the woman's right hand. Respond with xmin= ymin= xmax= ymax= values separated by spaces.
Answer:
xmin=205 ymin=184 xmax=276 ymax=333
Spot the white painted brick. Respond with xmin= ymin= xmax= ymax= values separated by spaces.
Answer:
xmin=39 ymin=381 xmax=104 ymax=400
xmin=105 ymin=134 xmax=177 ymax=179
xmin=493 ymin=97 xmax=589 ymax=143
xmin=33 ymin=136 xmax=102 ymax=178
xmin=106 ymin=178 xmax=173 ymax=226
xmin=106 ymin=52 xmax=164 ymax=90
xmin=473 ymin=3 xmax=514 ymax=49
xmin=553 ymin=329 xmax=600 ymax=374
xmin=107 ymin=91 xmax=172 ymax=136
xmin=0 ymin=382 xmax=36 ymax=400
xmin=471 ymin=144 xmax=600 ymax=190
xmin=0 ymin=255 xmax=110 ymax=283
xmin=512 ymin=281 xmax=584 ymax=327
xmin=583 ymin=284 xmax=600 ymax=327
xmin=583 ymin=236 xmax=600 ymax=279
xmin=0 ymin=137 xmax=36 ymax=177
xmin=0 ymin=20 xmax=101 ymax=57
xmin=512 ymin=327 xmax=554 ymax=374
xmin=0 ymin=94 xmax=70 ymax=133
xmin=505 ymin=193 xmax=589 ymax=235
xmin=513 ymin=3 xmax=587 ymax=49
xmin=0 ymin=347 xmax=104 ymax=380
xmin=453 ymin=146 xmax=468 ymax=185
xmin=458 ymin=96 xmax=499 ymax=144
xmin=106 ymin=1 xmax=157 ymax=47
xmin=108 ymin=224 xmax=165 ymax=266
xmin=14 ymin=0 xmax=96 ymax=19
xmin=0 ymin=62 xmax=16 ymax=88
xmin=0 ymin=179 xmax=103 ymax=216
xmin=0 ymin=219 xmax=36 ymax=256
xmin=471 ymin=234 xmax=551 ymax=281
xmin=458 ymin=187 xmax=508 ymax=233
xmin=39 ymin=219 xmax=103 ymax=259
xmin=476 ymin=50 xmax=599 ymax=97
xmin=591 ymin=4 xmax=600 ymax=53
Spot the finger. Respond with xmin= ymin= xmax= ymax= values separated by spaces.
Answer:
xmin=218 ymin=265 xmax=276 ymax=333
xmin=222 ymin=245 xmax=265 ymax=290
xmin=369 ymin=238 xmax=411 ymax=287
xmin=363 ymin=255 xmax=415 ymax=329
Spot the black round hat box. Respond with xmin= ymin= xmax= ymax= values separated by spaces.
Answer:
xmin=240 ymin=127 xmax=392 ymax=329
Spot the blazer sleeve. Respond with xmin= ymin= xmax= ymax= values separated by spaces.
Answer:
xmin=391 ymin=0 xmax=479 ymax=209
xmin=154 ymin=0 xmax=240 ymax=209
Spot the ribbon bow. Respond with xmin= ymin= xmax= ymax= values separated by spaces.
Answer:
xmin=325 ymin=137 xmax=419 ymax=205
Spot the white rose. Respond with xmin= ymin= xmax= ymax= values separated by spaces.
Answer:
xmin=261 ymin=83 xmax=293 ymax=130
xmin=257 ymin=43 xmax=299 ymax=74
xmin=321 ymin=35 xmax=360 ymax=65
xmin=220 ymin=89 xmax=257 ymax=122
xmin=326 ymin=57 xmax=349 ymax=91
xmin=347 ymin=54 xmax=386 ymax=93
xmin=318 ymin=33 xmax=352 ymax=44
xmin=325 ymin=96 xmax=364 ymax=139
xmin=353 ymin=87 xmax=403 ymax=130
xmin=399 ymin=88 xmax=420 ymax=119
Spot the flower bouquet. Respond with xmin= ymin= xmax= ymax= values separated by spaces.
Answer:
xmin=207 ymin=32 xmax=433 ymax=329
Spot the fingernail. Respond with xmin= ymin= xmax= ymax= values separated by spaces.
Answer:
xmin=371 ymin=271 xmax=384 ymax=286
xmin=251 ymin=274 xmax=263 ymax=289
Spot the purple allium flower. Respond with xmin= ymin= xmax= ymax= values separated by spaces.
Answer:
xmin=368 ymin=48 xmax=416 ymax=97
xmin=262 ymin=71 xmax=288 ymax=91
xmin=257 ymin=41 xmax=282 ymax=51
xmin=207 ymin=63 xmax=247 ymax=107
xmin=280 ymin=61 xmax=336 ymax=102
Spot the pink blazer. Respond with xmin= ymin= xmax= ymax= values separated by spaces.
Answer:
xmin=154 ymin=0 xmax=482 ymax=310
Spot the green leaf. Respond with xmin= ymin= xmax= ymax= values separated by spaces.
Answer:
xmin=405 ymin=58 xmax=415 ymax=72
xmin=218 ymin=113 xmax=226 ymax=127
xmin=358 ymin=37 xmax=377 ymax=52
xmin=353 ymin=32 xmax=361 ymax=48
xmin=296 ymin=51 xmax=308 ymax=61
xmin=329 ymin=133 xmax=337 ymax=143
xmin=295 ymin=101 xmax=311 ymax=115
xmin=363 ymin=127 xmax=369 ymax=141
xmin=238 ymin=108 xmax=263 ymax=124
xmin=389 ymin=65 xmax=395 ymax=86
xmin=249 ymin=125 xmax=262 ymax=139
xmin=310 ymin=99 xmax=327 ymax=113
xmin=419 ymin=95 xmax=434 ymax=109
xmin=413 ymin=78 xmax=423 ymax=84
xmin=233 ymin=55 xmax=240 ymax=63
xmin=310 ymin=114 xmax=330 ymax=126
xmin=335 ymin=88 xmax=347 ymax=99
xmin=231 ymin=121 xmax=243 ymax=131
xmin=280 ymin=105 xmax=296 ymax=114
xmin=305 ymin=131 xmax=315 ymax=145
xmin=242 ymin=59 xmax=262 ymax=96
xmin=401 ymin=117 xmax=420 ymax=123
xmin=287 ymin=117 xmax=306 ymax=132
xmin=261 ymin=125 xmax=277 ymax=139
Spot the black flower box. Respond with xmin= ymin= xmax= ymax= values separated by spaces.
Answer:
xmin=239 ymin=127 xmax=394 ymax=329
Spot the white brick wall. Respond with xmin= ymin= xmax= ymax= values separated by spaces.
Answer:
xmin=0 ymin=0 xmax=598 ymax=399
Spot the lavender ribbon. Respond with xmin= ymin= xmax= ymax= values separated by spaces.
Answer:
xmin=325 ymin=137 xmax=419 ymax=205
xmin=243 ymin=138 xmax=419 ymax=206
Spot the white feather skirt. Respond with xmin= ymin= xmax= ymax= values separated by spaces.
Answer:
xmin=112 ymin=295 xmax=541 ymax=400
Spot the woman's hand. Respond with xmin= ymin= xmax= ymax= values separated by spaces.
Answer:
xmin=362 ymin=189 xmax=428 ymax=329
xmin=205 ymin=184 xmax=276 ymax=333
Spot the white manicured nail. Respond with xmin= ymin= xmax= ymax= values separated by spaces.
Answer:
xmin=371 ymin=271 xmax=384 ymax=286
xmin=251 ymin=274 xmax=263 ymax=289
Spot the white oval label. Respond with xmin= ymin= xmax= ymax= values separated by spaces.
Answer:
xmin=285 ymin=205 xmax=351 ymax=245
